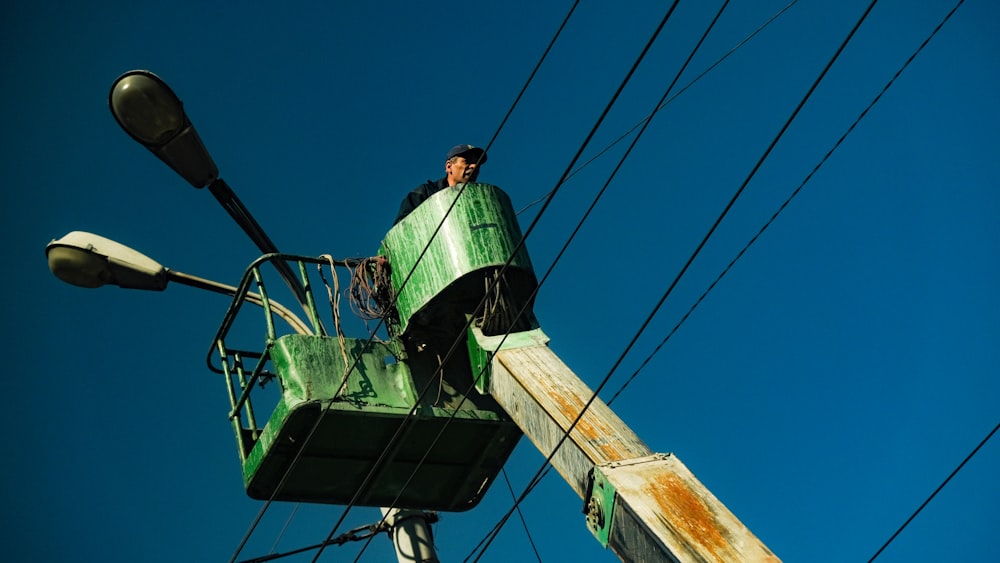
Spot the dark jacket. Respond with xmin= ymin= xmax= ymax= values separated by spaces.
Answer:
xmin=393 ymin=177 xmax=449 ymax=225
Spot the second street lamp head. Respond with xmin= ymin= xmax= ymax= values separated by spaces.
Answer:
xmin=45 ymin=231 xmax=314 ymax=335
xmin=46 ymin=231 xmax=168 ymax=291
xmin=109 ymin=70 xmax=219 ymax=188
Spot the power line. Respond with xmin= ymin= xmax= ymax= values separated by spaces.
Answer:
xmin=493 ymin=0 xmax=803 ymax=539
xmin=234 ymin=0 xmax=668 ymax=556
xmin=462 ymin=2 xmax=686 ymax=559
xmin=502 ymin=468 xmax=543 ymax=562
xmin=347 ymin=3 xmax=683 ymax=560
xmin=477 ymin=0 xmax=736 ymax=534
xmin=229 ymin=2 xmax=952 ymax=560
xmin=267 ymin=503 xmax=301 ymax=557
xmin=237 ymin=3 xmax=985 ymax=562
xmin=516 ymin=0 xmax=802 ymax=216
xmin=607 ymin=0 xmax=967 ymax=407
xmin=342 ymin=2 xmax=686 ymax=559
xmin=483 ymin=0 xmax=580 ymax=156
xmin=237 ymin=520 xmax=390 ymax=563
xmin=461 ymin=0 xmax=731 ymax=546
xmin=869 ymin=417 xmax=997 ymax=562
xmin=228 ymin=4 xmax=584 ymax=558
xmin=299 ymin=3 xmax=585 ymax=562
xmin=468 ymin=0 xmax=885 ymax=558
xmin=478 ymin=1 xmax=982 ymax=560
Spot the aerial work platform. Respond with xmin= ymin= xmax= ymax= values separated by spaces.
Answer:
xmin=213 ymin=183 xmax=536 ymax=511
xmin=238 ymin=335 xmax=521 ymax=510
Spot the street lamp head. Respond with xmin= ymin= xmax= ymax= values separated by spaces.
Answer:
xmin=109 ymin=70 xmax=219 ymax=188
xmin=45 ymin=232 xmax=314 ymax=335
xmin=46 ymin=231 xmax=168 ymax=291
xmin=108 ymin=70 xmax=186 ymax=145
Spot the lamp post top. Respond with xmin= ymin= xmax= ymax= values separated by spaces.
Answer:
xmin=109 ymin=69 xmax=219 ymax=188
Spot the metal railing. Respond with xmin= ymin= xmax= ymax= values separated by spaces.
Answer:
xmin=204 ymin=253 xmax=360 ymax=461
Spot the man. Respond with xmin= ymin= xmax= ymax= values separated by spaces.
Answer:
xmin=393 ymin=144 xmax=488 ymax=225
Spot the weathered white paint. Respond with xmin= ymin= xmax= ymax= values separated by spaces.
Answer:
xmin=488 ymin=342 xmax=780 ymax=562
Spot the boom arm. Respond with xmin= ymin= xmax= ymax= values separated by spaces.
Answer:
xmin=474 ymin=328 xmax=780 ymax=562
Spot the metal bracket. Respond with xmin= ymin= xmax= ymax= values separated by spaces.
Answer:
xmin=584 ymin=454 xmax=675 ymax=549
xmin=468 ymin=326 xmax=549 ymax=394
xmin=466 ymin=323 xmax=493 ymax=394
xmin=584 ymin=466 xmax=617 ymax=547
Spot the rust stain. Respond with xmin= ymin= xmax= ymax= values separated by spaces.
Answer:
xmin=549 ymin=391 xmax=630 ymax=462
xmin=499 ymin=346 xmax=781 ymax=561
xmin=646 ymin=472 xmax=731 ymax=561
xmin=500 ymin=346 xmax=639 ymax=456
xmin=643 ymin=473 xmax=782 ymax=561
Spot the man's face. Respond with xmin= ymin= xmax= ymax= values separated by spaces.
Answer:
xmin=445 ymin=155 xmax=481 ymax=186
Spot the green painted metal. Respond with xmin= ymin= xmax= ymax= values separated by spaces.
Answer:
xmin=467 ymin=326 xmax=550 ymax=394
xmin=209 ymin=248 xmax=529 ymax=510
xmin=585 ymin=466 xmax=617 ymax=548
xmin=239 ymin=334 xmax=522 ymax=511
xmin=380 ymin=183 xmax=537 ymax=336
xmin=467 ymin=325 xmax=492 ymax=395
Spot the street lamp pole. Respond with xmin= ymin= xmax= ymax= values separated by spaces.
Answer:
xmin=101 ymin=71 xmax=437 ymax=562
xmin=107 ymin=70 xmax=313 ymax=322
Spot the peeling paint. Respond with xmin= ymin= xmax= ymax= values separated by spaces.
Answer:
xmin=499 ymin=346 xmax=649 ymax=463
xmin=492 ymin=344 xmax=779 ymax=561
xmin=641 ymin=471 xmax=780 ymax=562
xmin=550 ymin=391 xmax=630 ymax=461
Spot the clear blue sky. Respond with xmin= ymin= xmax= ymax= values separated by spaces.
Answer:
xmin=4 ymin=1 xmax=997 ymax=561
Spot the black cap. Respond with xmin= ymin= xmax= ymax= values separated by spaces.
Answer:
xmin=446 ymin=144 xmax=488 ymax=164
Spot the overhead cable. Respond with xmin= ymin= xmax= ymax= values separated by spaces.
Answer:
xmin=517 ymin=0 xmax=802 ymax=216
xmin=461 ymin=2 xmax=685 ymax=559
xmin=868 ymin=416 xmax=996 ymax=562
xmin=607 ymin=0 xmax=967 ymax=407
xmin=352 ymin=1 xmax=684 ymax=558
xmin=471 ymin=0 xmax=737 ymax=535
xmin=227 ymin=2 xmax=582 ymax=554
xmin=468 ymin=0 xmax=885 ymax=559
xmin=347 ymin=0 xmax=682 ymax=557
xmin=236 ymin=520 xmax=389 ymax=563
xmin=305 ymin=3 xmax=585 ymax=562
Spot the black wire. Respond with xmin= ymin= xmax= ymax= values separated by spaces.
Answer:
xmin=267 ymin=503 xmax=300 ymax=557
xmin=461 ymin=0 xmax=731 ymax=549
xmin=483 ymin=0 xmax=737 ymax=529
xmin=237 ymin=521 xmax=387 ymax=563
xmin=502 ymin=468 xmax=543 ymax=562
xmin=483 ymin=0 xmax=580 ymax=157
xmin=331 ymin=1 xmax=709 ymax=561
xmin=353 ymin=1 xmax=684 ymax=558
xmin=606 ymin=0 xmax=967 ymax=408
xmin=462 ymin=3 xmax=684 ymax=560
xmin=237 ymin=1 xmax=595 ymax=556
xmin=468 ymin=1 xmax=885 ymax=559
xmin=300 ymin=3 xmax=586 ymax=562
xmin=227 ymin=7 xmax=577 ymax=552
xmin=357 ymin=1 xmax=974 ymax=561
xmin=516 ymin=0 xmax=802 ymax=216
xmin=868 ymin=417 xmax=997 ymax=562
xmin=230 ymin=0 xmax=880 ymax=557
xmin=450 ymin=2 xmax=973 ymax=561
xmin=500 ymin=0 xmax=800 ymax=524
xmin=608 ymin=0 xmax=965 ymax=405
